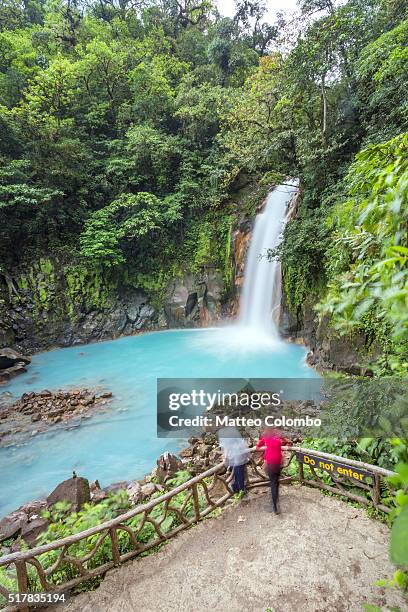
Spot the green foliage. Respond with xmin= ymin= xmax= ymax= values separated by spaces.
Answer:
xmin=389 ymin=441 xmax=408 ymax=531
xmin=318 ymin=377 xmax=408 ymax=448
xmin=219 ymin=55 xmax=293 ymax=185
xmin=207 ymin=17 xmax=258 ymax=85
xmin=107 ymin=125 xmax=182 ymax=196
xmin=39 ymin=492 xmax=132 ymax=544
xmin=391 ymin=506 xmax=408 ymax=566
xmin=21 ymin=55 xmax=79 ymax=124
xmin=0 ymin=0 xmax=273 ymax=273
xmin=277 ymin=210 xmax=330 ymax=313
xmin=357 ymin=18 xmax=408 ymax=140
xmin=318 ymin=131 xmax=408 ymax=372
xmin=175 ymin=81 xmax=231 ymax=146
xmin=387 ymin=442 xmax=408 ymax=597
xmin=165 ymin=470 xmax=194 ymax=487
xmin=80 ymin=192 xmax=178 ymax=267
xmin=0 ymin=154 xmax=64 ymax=261
xmin=302 ymin=437 xmax=399 ymax=472
xmin=0 ymin=471 xmax=207 ymax=604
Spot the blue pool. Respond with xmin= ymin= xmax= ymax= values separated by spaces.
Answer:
xmin=0 ymin=327 xmax=315 ymax=516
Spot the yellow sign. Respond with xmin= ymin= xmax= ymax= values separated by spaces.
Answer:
xmin=296 ymin=451 xmax=372 ymax=483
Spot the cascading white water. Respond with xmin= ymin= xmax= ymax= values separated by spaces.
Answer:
xmin=189 ymin=181 xmax=299 ymax=354
xmin=239 ymin=181 xmax=299 ymax=338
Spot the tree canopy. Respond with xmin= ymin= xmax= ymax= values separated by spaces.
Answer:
xmin=0 ymin=0 xmax=407 ymax=370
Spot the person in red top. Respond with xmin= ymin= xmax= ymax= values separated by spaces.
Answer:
xmin=256 ymin=427 xmax=291 ymax=514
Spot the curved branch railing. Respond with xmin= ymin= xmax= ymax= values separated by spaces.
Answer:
xmin=0 ymin=447 xmax=396 ymax=611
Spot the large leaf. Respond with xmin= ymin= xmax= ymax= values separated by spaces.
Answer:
xmin=390 ymin=506 xmax=408 ymax=566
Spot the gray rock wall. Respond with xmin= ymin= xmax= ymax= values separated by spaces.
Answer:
xmin=163 ymin=269 xmax=224 ymax=327
xmin=0 ymin=259 xmax=225 ymax=354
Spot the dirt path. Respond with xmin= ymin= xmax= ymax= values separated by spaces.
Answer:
xmin=58 ymin=485 xmax=405 ymax=612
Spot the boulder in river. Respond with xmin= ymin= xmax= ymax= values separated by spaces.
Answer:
xmin=0 ymin=348 xmax=31 ymax=383
xmin=156 ymin=452 xmax=183 ymax=483
xmin=47 ymin=476 xmax=91 ymax=512
xmin=0 ymin=511 xmax=28 ymax=542
xmin=0 ymin=348 xmax=31 ymax=369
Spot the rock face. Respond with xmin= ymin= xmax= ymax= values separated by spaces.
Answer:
xmin=230 ymin=218 xmax=254 ymax=318
xmin=280 ymin=296 xmax=379 ymax=375
xmin=163 ymin=269 xmax=224 ymax=328
xmin=0 ymin=511 xmax=28 ymax=542
xmin=21 ymin=518 xmax=49 ymax=548
xmin=47 ymin=476 xmax=91 ymax=512
xmin=103 ymin=481 xmax=129 ymax=494
xmin=0 ymin=348 xmax=31 ymax=369
xmin=127 ymin=482 xmax=143 ymax=505
xmin=0 ymin=264 xmax=157 ymax=353
xmin=140 ymin=483 xmax=157 ymax=498
xmin=0 ymin=259 xmax=225 ymax=353
xmin=305 ymin=316 xmax=379 ymax=375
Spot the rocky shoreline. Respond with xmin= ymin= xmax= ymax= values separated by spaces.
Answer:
xmin=0 ymin=387 xmax=113 ymax=448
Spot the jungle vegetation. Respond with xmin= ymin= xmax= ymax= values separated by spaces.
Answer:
xmin=0 ymin=0 xmax=406 ymax=368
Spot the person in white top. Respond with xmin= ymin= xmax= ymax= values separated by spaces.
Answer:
xmin=218 ymin=426 xmax=250 ymax=493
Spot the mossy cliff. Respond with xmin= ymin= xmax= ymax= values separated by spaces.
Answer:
xmin=0 ymin=258 xmax=225 ymax=353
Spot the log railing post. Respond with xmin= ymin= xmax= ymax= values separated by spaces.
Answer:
xmin=192 ymin=483 xmax=201 ymax=522
xmin=298 ymin=459 xmax=304 ymax=482
xmin=15 ymin=560 xmax=29 ymax=612
xmin=109 ymin=528 xmax=120 ymax=567
xmin=372 ymin=474 xmax=381 ymax=508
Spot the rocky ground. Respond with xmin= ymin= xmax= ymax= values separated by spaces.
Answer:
xmin=0 ymin=387 xmax=113 ymax=448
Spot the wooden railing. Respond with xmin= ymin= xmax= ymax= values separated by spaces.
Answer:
xmin=0 ymin=447 xmax=396 ymax=611
xmin=292 ymin=447 xmax=395 ymax=514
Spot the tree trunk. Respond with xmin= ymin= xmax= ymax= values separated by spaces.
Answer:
xmin=321 ymin=74 xmax=328 ymax=147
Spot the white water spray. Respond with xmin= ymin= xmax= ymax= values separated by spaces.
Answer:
xmin=239 ymin=181 xmax=299 ymax=338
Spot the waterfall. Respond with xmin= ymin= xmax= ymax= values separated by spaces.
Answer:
xmin=239 ymin=181 xmax=299 ymax=338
